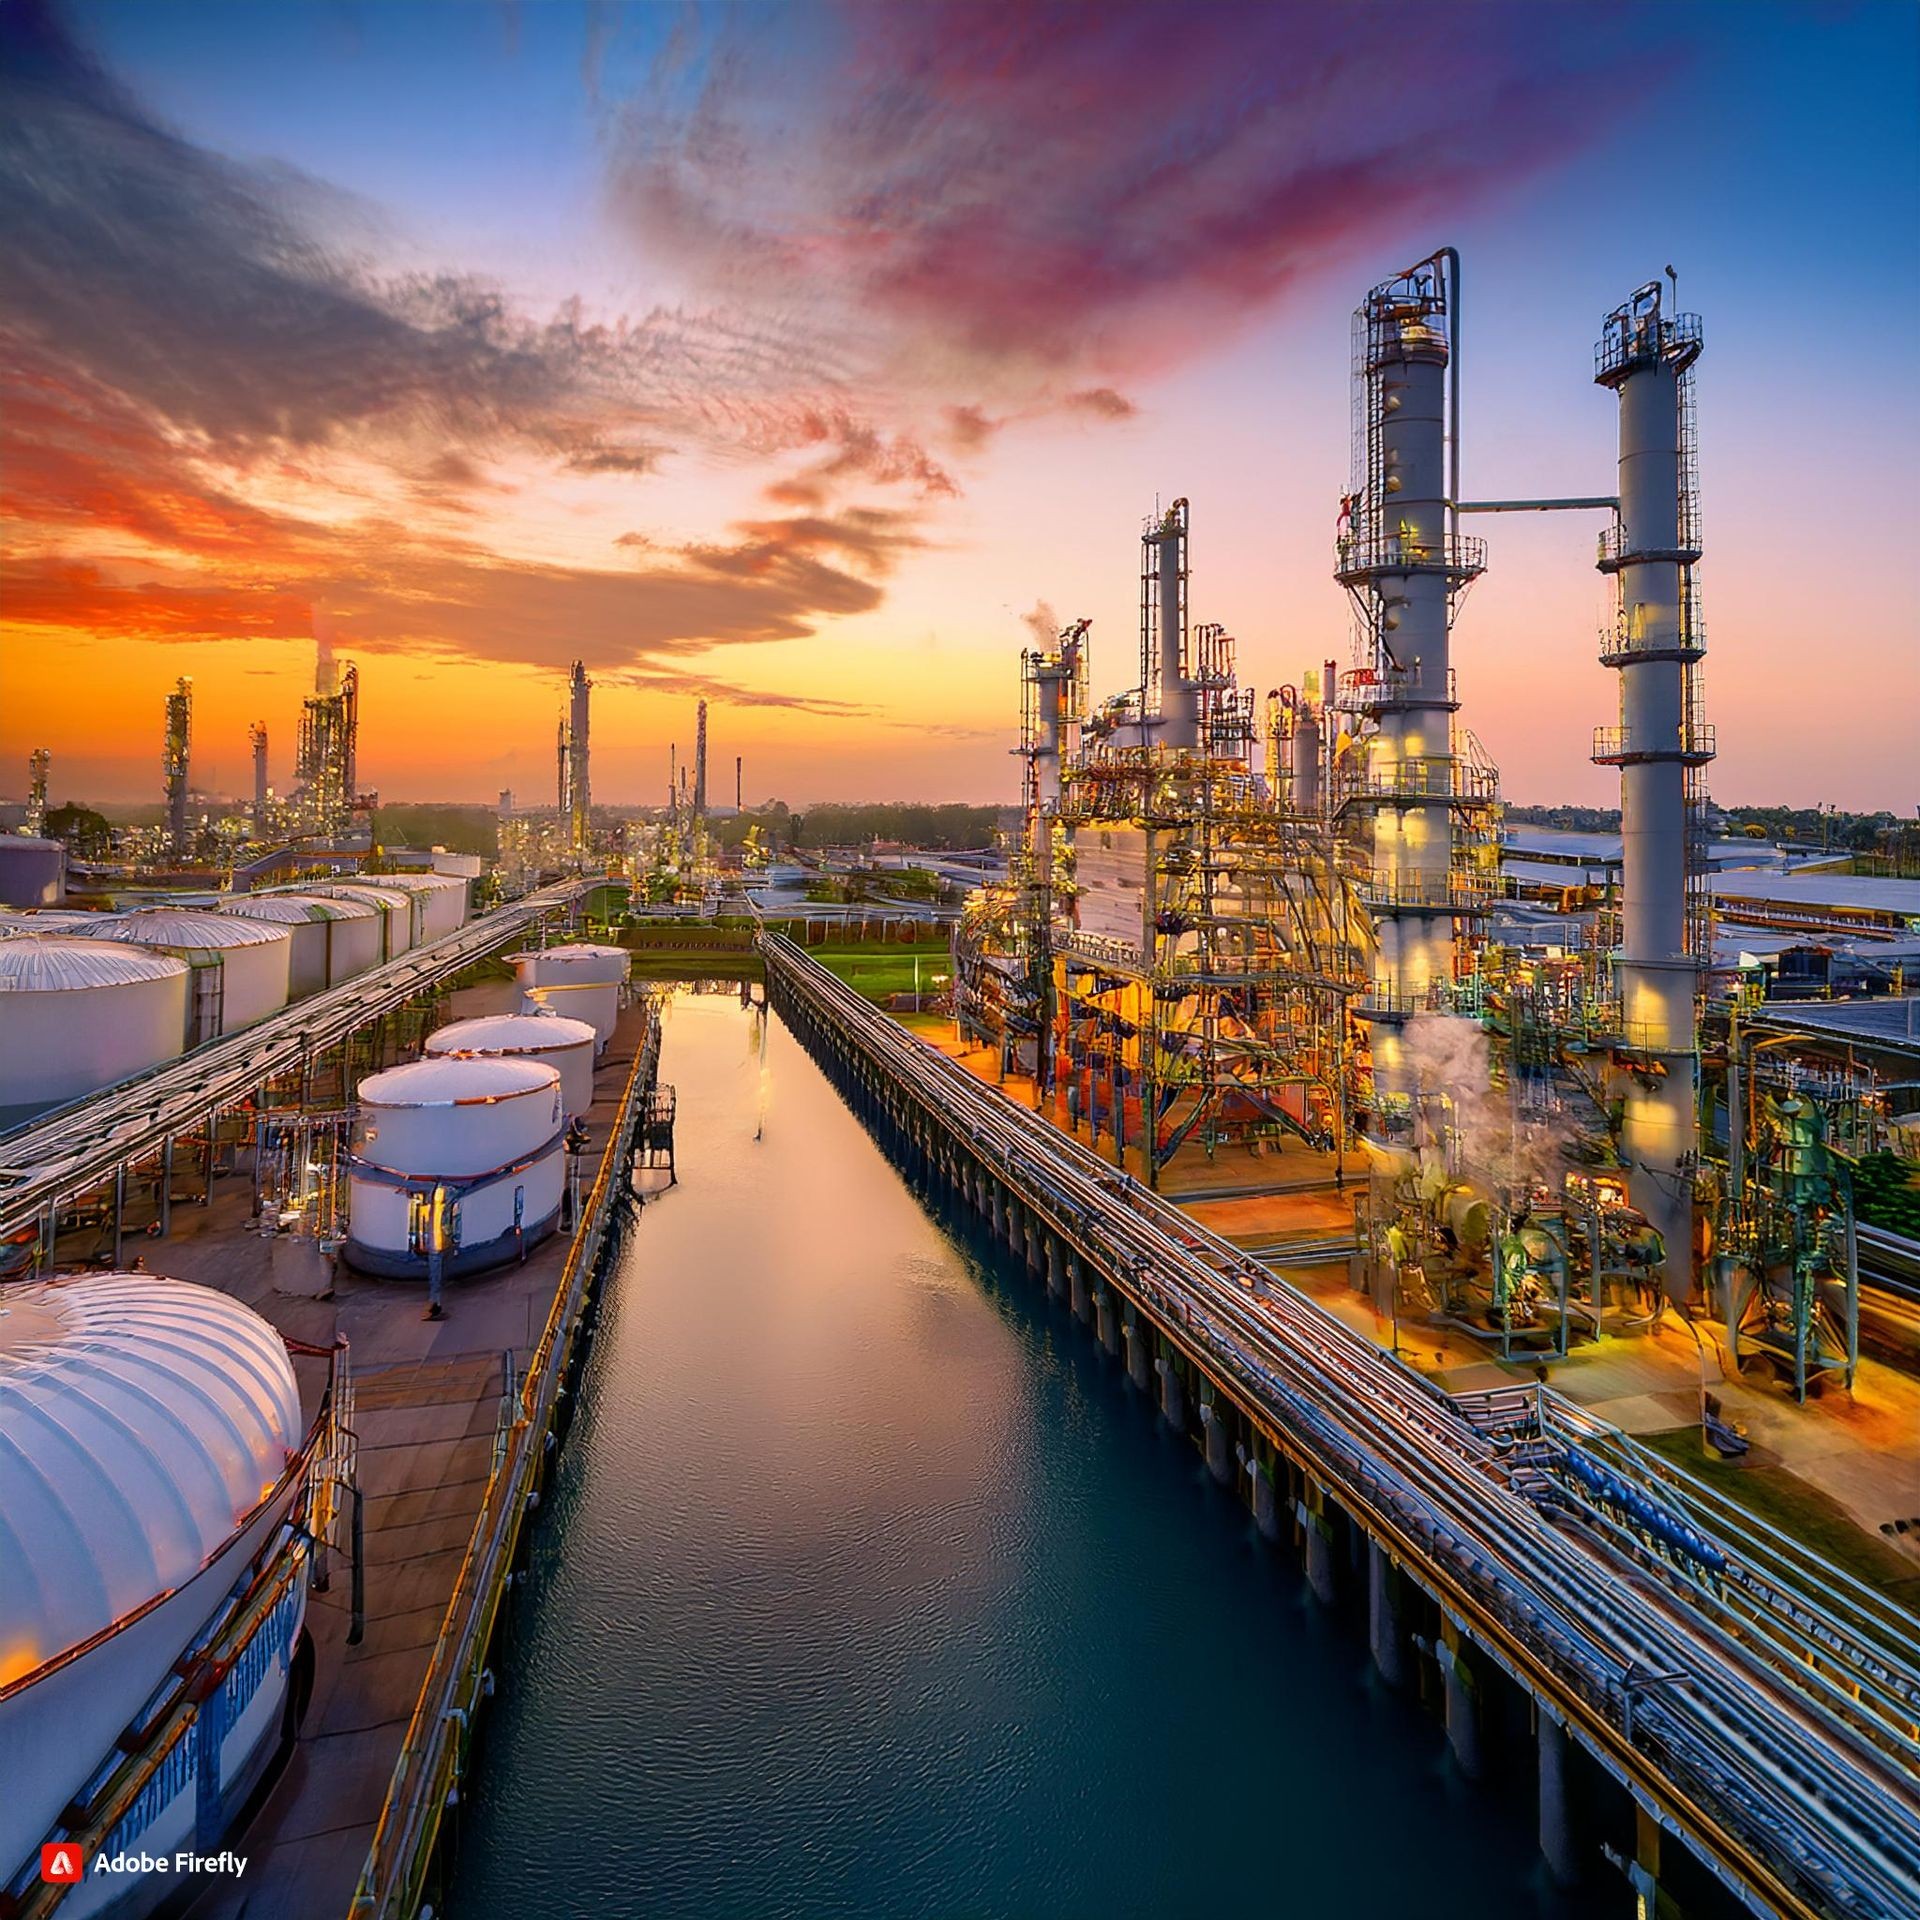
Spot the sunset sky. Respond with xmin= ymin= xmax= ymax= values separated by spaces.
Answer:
xmin=3 ymin=0 xmax=1915 ymax=812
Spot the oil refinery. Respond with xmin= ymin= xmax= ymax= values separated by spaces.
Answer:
xmin=952 ymin=255 xmax=1881 ymax=1407
xmin=2 ymin=247 xmax=1916 ymax=1920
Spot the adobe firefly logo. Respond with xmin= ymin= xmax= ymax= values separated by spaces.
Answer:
xmin=41 ymin=1842 xmax=83 ymax=1883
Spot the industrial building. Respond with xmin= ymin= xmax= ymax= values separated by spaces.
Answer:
xmin=957 ymin=251 xmax=1896 ymax=1403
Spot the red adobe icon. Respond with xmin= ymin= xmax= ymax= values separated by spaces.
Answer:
xmin=41 ymin=1842 xmax=83 ymax=1884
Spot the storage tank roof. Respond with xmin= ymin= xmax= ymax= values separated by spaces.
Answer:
xmin=0 ymin=910 xmax=101 ymax=939
xmin=222 ymin=893 xmax=376 ymax=925
xmin=0 ymin=937 xmax=188 ymax=991
xmin=360 ymin=1055 xmax=561 ymax=1106
xmin=426 ymin=1013 xmax=597 ymax=1055
xmin=369 ymin=872 xmax=463 ymax=890
xmin=305 ymin=883 xmax=412 ymax=904
xmin=84 ymin=907 xmax=291 ymax=950
xmin=0 ymin=1274 xmax=301 ymax=1688
xmin=540 ymin=942 xmax=626 ymax=959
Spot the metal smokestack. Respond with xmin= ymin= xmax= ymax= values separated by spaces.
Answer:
xmin=693 ymin=700 xmax=709 ymax=819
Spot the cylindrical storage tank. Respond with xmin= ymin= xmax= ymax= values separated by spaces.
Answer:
xmin=220 ymin=891 xmax=382 ymax=996
xmin=345 ymin=1056 xmax=565 ymax=1280
xmin=0 ymin=835 xmax=66 ymax=908
xmin=83 ymin=907 xmax=291 ymax=1039
xmin=506 ymin=943 xmax=629 ymax=1052
xmin=425 ymin=1011 xmax=597 ymax=1119
xmin=297 ymin=883 xmax=417 ymax=961
xmin=0 ymin=1274 xmax=306 ymax=1881
xmin=372 ymin=872 xmax=469 ymax=941
xmin=0 ymin=908 xmax=101 ymax=938
xmin=0 ymin=938 xmax=190 ymax=1117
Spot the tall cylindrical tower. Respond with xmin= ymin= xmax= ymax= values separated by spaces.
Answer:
xmin=249 ymin=722 xmax=269 ymax=837
xmin=163 ymin=676 xmax=192 ymax=857
xmin=567 ymin=660 xmax=592 ymax=851
xmin=1594 ymin=281 xmax=1711 ymax=1302
xmin=1142 ymin=500 xmax=1197 ymax=749
xmin=1334 ymin=252 xmax=1490 ymax=1125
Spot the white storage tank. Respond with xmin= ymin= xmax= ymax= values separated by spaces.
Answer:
xmin=0 ymin=1274 xmax=308 ymax=1890
xmin=0 ymin=938 xmax=190 ymax=1119
xmin=507 ymin=942 xmax=629 ymax=1052
xmin=84 ymin=907 xmax=291 ymax=1041
xmin=0 ymin=834 xmax=66 ymax=908
xmin=425 ymin=1011 xmax=597 ymax=1119
xmin=0 ymin=908 xmax=100 ymax=938
xmin=296 ymin=882 xmax=417 ymax=961
xmin=372 ymin=872 xmax=469 ymax=941
xmin=221 ymin=891 xmax=382 ymax=997
xmin=345 ymin=1055 xmax=565 ymax=1280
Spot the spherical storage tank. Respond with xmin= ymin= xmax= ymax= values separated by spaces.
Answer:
xmin=85 ymin=907 xmax=291 ymax=1039
xmin=0 ymin=938 xmax=189 ymax=1117
xmin=221 ymin=891 xmax=381 ymax=997
xmin=0 ymin=1274 xmax=307 ymax=1887
xmin=507 ymin=942 xmax=629 ymax=1052
xmin=425 ymin=1011 xmax=597 ymax=1119
xmin=345 ymin=1055 xmax=565 ymax=1280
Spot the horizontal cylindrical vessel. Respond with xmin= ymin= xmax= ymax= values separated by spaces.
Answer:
xmin=220 ymin=891 xmax=382 ymax=995
xmin=0 ymin=1273 xmax=306 ymax=1883
xmin=345 ymin=1055 xmax=566 ymax=1280
xmin=0 ymin=938 xmax=190 ymax=1118
xmin=506 ymin=942 xmax=629 ymax=1051
xmin=83 ymin=907 xmax=292 ymax=1037
xmin=425 ymin=1011 xmax=597 ymax=1118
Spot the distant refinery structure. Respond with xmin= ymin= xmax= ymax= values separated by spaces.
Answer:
xmin=957 ymin=251 xmax=1860 ymax=1400
xmin=295 ymin=642 xmax=363 ymax=839
xmin=162 ymin=675 xmax=192 ymax=857
xmin=560 ymin=659 xmax=592 ymax=854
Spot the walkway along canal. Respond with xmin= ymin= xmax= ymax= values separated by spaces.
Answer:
xmin=452 ymin=990 xmax=1634 ymax=1919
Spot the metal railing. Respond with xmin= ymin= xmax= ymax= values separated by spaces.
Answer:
xmin=348 ymin=1010 xmax=658 ymax=1920
xmin=1335 ymin=755 xmax=1499 ymax=808
xmin=1597 ymin=523 xmax=1701 ymax=570
xmin=0 ymin=878 xmax=596 ymax=1242
xmin=1334 ymin=529 xmax=1486 ymax=584
xmin=1592 ymin=723 xmax=1716 ymax=767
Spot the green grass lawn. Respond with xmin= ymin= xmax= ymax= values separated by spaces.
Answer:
xmin=1639 ymin=1427 xmax=1920 ymax=1603
xmin=808 ymin=944 xmax=950 ymax=1002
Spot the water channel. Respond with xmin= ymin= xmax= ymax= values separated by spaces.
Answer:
xmin=456 ymin=991 xmax=1614 ymax=1917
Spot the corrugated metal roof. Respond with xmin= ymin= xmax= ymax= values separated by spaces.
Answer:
xmin=0 ymin=910 xmax=102 ymax=939
xmin=0 ymin=937 xmax=188 ymax=990
xmin=0 ymin=1273 xmax=300 ymax=1681
xmin=425 ymin=1013 xmax=596 ymax=1054
xmin=359 ymin=1055 xmax=561 ymax=1105
xmin=1709 ymin=872 xmax=1920 ymax=914
xmin=83 ymin=907 xmax=292 ymax=949
xmin=221 ymin=892 xmax=376 ymax=924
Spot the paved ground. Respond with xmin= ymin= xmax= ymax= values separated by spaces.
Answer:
xmin=115 ymin=983 xmax=655 ymax=1920
xmin=919 ymin=1021 xmax=1920 ymax=1593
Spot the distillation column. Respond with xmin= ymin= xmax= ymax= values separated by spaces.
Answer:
xmin=1335 ymin=254 xmax=1485 ymax=1120
xmin=1145 ymin=500 xmax=1198 ymax=750
xmin=1593 ymin=282 xmax=1711 ymax=1302
xmin=566 ymin=660 xmax=592 ymax=853
xmin=249 ymin=722 xmax=269 ymax=838
xmin=163 ymin=675 xmax=193 ymax=858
